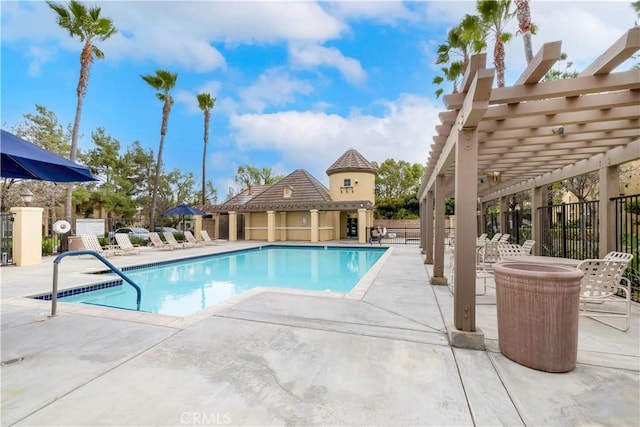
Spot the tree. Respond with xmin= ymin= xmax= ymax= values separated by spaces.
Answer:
xmin=196 ymin=93 xmax=216 ymax=205
xmin=475 ymin=0 xmax=515 ymax=87
xmin=47 ymin=0 xmax=116 ymax=219
xmin=234 ymin=165 xmax=284 ymax=190
xmin=433 ymin=16 xmax=486 ymax=98
xmin=371 ymin=159 xmax=424 ymax=199
xmin=514 ymin=0 xmax=533 ymax=63
xmin=542 ymin=52 xmax=578 ymax=81
xmin=141 ymin=69 xmax=178 ymax=230
xmin=1 ymin=106 xmax=71 ymax=212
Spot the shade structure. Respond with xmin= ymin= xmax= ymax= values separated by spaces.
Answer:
xmin=0 ymin=129 xmax=97 ymax=182
xmin=161 ymin=204 xmax=206 ymax=216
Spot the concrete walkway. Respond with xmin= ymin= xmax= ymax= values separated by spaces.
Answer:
xmin=1 ymin=243 xmax=638 ymax=426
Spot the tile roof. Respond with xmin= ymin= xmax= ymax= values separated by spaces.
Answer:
xmin=223 ymin=185 xmax=270 ymax=205
xmin=326 ymin=148 xmax=376 ymax=175
xmin=249 ymin=169 xmax=332 ymax=205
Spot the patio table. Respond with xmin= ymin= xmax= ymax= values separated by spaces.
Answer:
xmin=502 ymin=255 xmax=580 ymax=267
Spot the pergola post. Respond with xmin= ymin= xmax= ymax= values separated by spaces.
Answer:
xmin=531 ymin=184 xmax=546 ymax=256
xmin=431 ymin=175 xmax=447 ymax=285
xmin=500 ymin=197 xmax=509 ymax=235
xmin=598 ymin=163 xmax=619 ymax=257
xmin=453 ymin=129 xmax=480 ymax=333
xmin=424 ymin=191 xmax=434 ymax=264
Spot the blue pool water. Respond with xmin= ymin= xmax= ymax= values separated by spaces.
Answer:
xmin=58 ymin=246 xmax=387 ymax=316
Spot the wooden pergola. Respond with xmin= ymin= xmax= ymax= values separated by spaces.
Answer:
xmin=418 ymin=27 xmax=640 ymax=349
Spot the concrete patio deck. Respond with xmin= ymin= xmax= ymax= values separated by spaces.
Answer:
xmin=1 ymin=242 xmax=638 ymax=426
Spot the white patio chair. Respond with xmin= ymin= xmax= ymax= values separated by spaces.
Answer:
xmin=114 ymin=233 xmax=141 ymax=255
xmin=448 ymin=238 xmax=491 ymax=296
xmin=498 ymin=233 xmax=511 ymax=243
xmin=148 ymin=232 xmax=175 ymax=250
xmin=603 ymin=251 xmax=633 ymax=264
xmin=490 ymin=233 xmax=502 ymax=243
xmin=521 ymin=240 xmax=535 ymax=254
xmin=183 ymin=231 xmax=203 ymax=247
xmin=163 ymin=231 xmax=194 ymax=249
xmin=199 ymin=230 xmax=217 ymax=246
xmin=576 ymin=259 xmax=631 ymax=331
xmin=80 ymin=234 xmax=122 ymax=257
xmin=477 ymin=241 xmax=502 ymax=272
xmin=479 ymin=233 xmax=488 ymax=240
xmin=498 ymin=244 xmax=526 ymax=259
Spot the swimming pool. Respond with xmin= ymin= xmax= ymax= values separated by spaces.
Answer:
xmin=56 ymin=245 xmax=387 ymax=316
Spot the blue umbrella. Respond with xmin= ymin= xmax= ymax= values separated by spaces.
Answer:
xmin=161 ymin=204 xmax=206 ymax=216
xmin=0 ymin=129 xmax=97 ymax=182
xmin=161 ymin=204 xmax=206 ymax=232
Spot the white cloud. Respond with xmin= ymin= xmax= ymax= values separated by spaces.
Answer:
xmin=26 ymin=46 xmax=55 ymax=76
xmin=323 ymin=1 xmax=418 ymax=25
xmin=2 ymin=1 xmax=346 ymax=73
xmin=239 ymin=68 xmax=314 ymax=113
xmin=175 ymin=81 xmax=224 ymax=114
xmin=228 ymin=94 xmax=438 ymax=183
xmin=289 ymin=44 xmax=367 ymax=84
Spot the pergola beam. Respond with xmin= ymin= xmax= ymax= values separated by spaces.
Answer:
xmin=515 ymin=41 xmax=562 ymax=85
xmin=581 ymin=27 xmax=640 ymax=76
xmin=443 ymin=70 xmax=639 ymax=109
xmin=478 ymin=139 xmax=640 ymax=201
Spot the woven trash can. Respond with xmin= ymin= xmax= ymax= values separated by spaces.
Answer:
xmin=493 ymin=261 xmax=583 ymax=373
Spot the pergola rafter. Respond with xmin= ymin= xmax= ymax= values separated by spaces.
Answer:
xmin=418 ymin=26 xmax=640 ymax=347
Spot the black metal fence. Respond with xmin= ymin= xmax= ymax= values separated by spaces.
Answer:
xmin=538 ymin=201 xmax=600 ymax=260
xmin=612 ymin=194 xmax=639 ymax=300
xmin=368 ymin=227 xmax=420 ymax=245
xmin=502 ymin=208 xmax=532 ymax=244
xmin=0 ymin=213 xmax=13 ymax=265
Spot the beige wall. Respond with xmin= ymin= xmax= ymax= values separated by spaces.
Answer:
xmin=328 ymin=171 xmax=375 ymax=203
xmin=10 ymin=207 xmax=44 ymax=266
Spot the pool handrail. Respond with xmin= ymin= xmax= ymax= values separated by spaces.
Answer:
xmin=51 ymin=250 xmax=142 ymax=316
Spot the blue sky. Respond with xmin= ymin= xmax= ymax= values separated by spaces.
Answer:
xmin=1 ymin=1 xmax=634 ymax=199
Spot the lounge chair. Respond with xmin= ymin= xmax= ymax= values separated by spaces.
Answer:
xmin=148 ymin=232 xmax=175 ymax=250
xmin=163 ymin=231 xmax=194 ymax=249
xmin=521 ymin=240 xmax=535 ymax=254
xmin=576 ymin=259 xmax=631 ymax=331
xmin=80 ymin=234 xmax=122 ymax=257
xmin=498 ymin=244 xmax=526 ymax=259
xmin=114 ymin=233 xmax=141 ymax=255
xmin=498 ymin=233 xmax=511 ymax=243
xmin=183 ymin=231 xmax=203 ymax=247
xmin=199 ymin=230 xmax=216 ymax=246
xmin=490 ymin=233 xmax=502 ymax=242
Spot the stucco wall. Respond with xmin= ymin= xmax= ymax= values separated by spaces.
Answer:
xmin=328 ymin=171 xmax=375 ymax=203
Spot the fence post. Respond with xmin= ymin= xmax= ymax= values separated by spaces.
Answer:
xmin=560 ymin=202 xmax=567 ymax=258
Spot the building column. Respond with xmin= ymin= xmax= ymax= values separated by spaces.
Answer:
xmin=10 ymin=207 xmax=44 ymax=266
xmin=424 ymin=191 xmax=434 ymax=264
xmin=267 ymin=211 xmax=276 ymax=242
xmin=244 ymin=213 xmax=251 ymax=240
xmin=310 ymin=209 xmax=319 ymax=242
xmin=193 ymin=215 xmax=203 ymax=240
xmin=280 ymin=212 xmax=287 ymax=241
xmin=213 ymin=213 xmax=220 ymax=239
xmin=229 ymin=211 xmax=237 ymax=242
xmin=599 ymin=163 xmax=619 ymax=257
xmin=357 ymin=208 xmax=367 ymax=244
xmin=531 ymin=184 xmax=546 ymax=256
xmin=333 ymin=211 xmax=341 ymax=240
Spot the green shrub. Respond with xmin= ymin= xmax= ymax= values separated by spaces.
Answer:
xmin=42 ymin=236 xmax=59 ymax=256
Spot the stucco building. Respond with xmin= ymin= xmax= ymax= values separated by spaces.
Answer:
xmin=204 ymin=149 xmax=377 ymax=243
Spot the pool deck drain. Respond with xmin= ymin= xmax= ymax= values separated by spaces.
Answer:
xmin=1 ymin=241 xmax=638 ymax=426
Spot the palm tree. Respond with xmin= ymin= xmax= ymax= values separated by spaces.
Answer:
xmin=141 ymin=70 xmax=178 ymax=230
xmin=476 ymin=0 xmax=515 ymax=87
xmin=433 ymin=16 xmax=486 ymax=98
xmin=515 ymin=0 xmax=534 ymax=63
xmin=196 ymin=93 xmax=216 ymax=205
xmin=47 ymin=0 xmax=116 ymax=219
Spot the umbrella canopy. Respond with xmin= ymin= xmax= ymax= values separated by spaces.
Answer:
xmin=161 ymin=204 xmax=206 ymax=216
xmin=0 ymin=129 xmax=97 ymax=182
xmin=161 ymin=204 xmax=206 ymax=232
